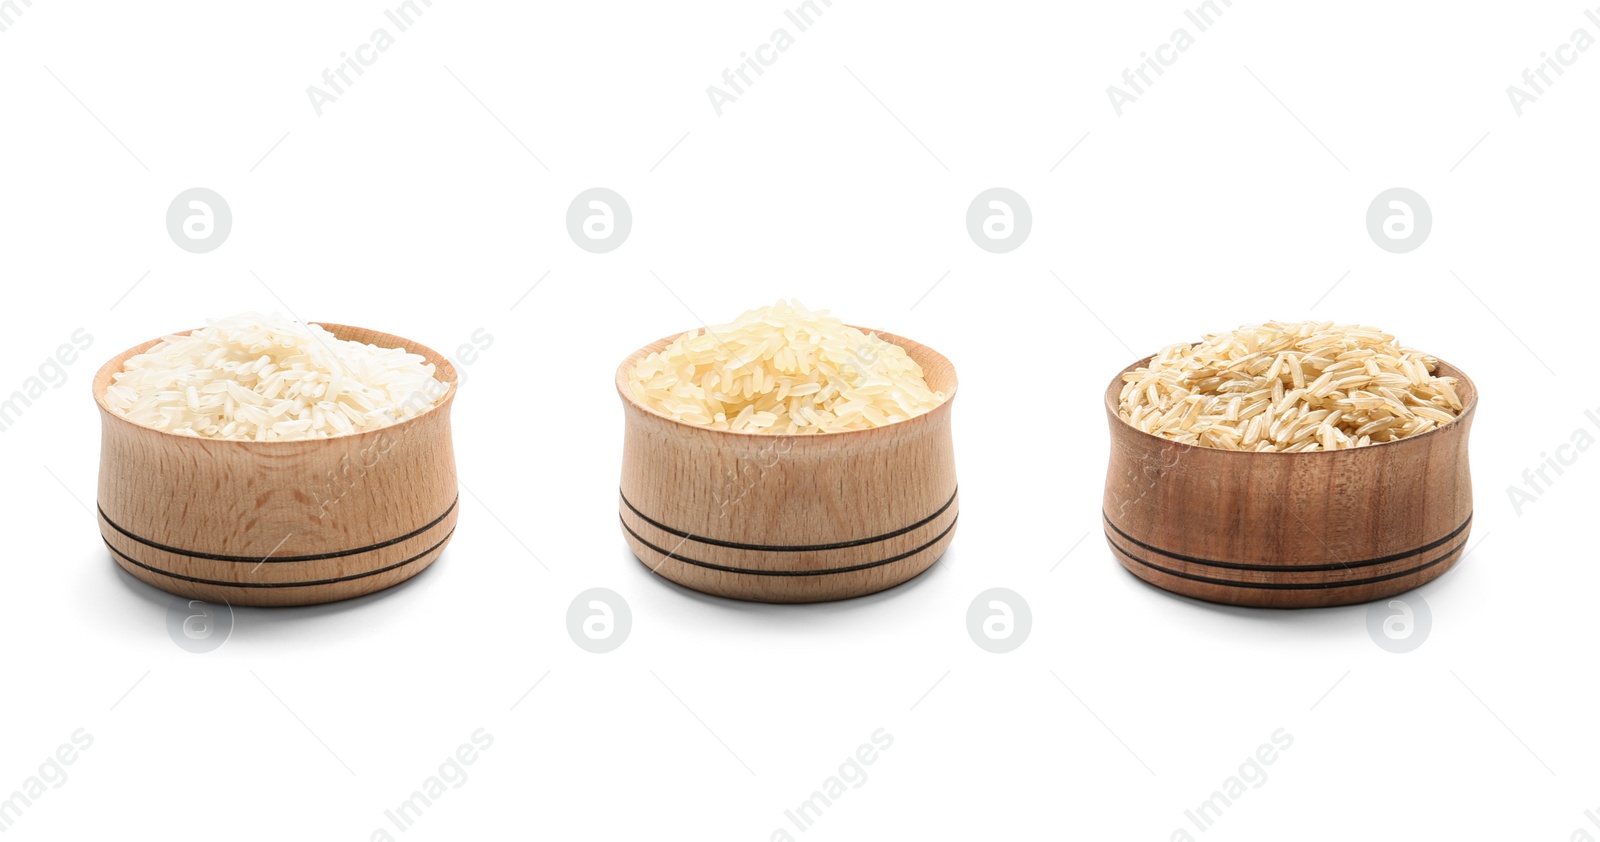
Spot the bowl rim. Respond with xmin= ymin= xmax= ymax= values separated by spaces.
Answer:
xmin=1103 ymin=352 xmax=1478 ymax=455
xmin=614 ymin=324 xmax=957 ymax=440
xmin=92 ymin=321 xmax=458 ymax=446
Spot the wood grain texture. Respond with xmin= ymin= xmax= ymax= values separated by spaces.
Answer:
xmin=92 ymin=323 xmax=459 ymax=607
xmin=617 ymin=329 xmax=958 ymax=603
xmin=1102 ymin=357 xmax=1478 ymax=608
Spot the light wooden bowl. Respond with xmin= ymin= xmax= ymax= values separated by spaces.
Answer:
xmin=616 ymin=329 xmax=958 ymax=603
xmin=93 ymin=324 xmax=459 ymax=607
xmin=1102 ymin=357 xmax=1477 ymax=608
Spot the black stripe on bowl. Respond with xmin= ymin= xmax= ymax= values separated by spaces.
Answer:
xmin=1105 ymin=528 xmax=1468 ymax=591
xmin=622 ymin=516 xmax=957 ymax=577
xmin=97 ymin=496 xmax=459 ymax=563
xmin=1102 ymin=512 xmax=1472 ymax=573
xmin=105 ymin=528 xmax=454 ymax=589
xmin=619 ymin=487 xmax=957 ymax=553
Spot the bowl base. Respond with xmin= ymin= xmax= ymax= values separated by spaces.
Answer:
xmin=109 ymin=543 xmax=449 ymax=607
xmin=99 ymin=500 xmax=458 ymax=608
xmin=1104 ymin=514 xmax=1470 ymax=609
xmin=623 ymin=516 xmax=957 ymax=604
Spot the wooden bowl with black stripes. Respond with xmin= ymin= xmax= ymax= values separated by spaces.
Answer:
xmin=616 ymin=329 xmax=958 ymax=603
xmin=1102 ymin=356 xmax=1477 ymax=609
xmin=92 ymin=324 xmax=459 ymax=607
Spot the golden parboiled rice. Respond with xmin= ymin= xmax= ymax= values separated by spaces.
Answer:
xmin=630 ymin=300 xmax=945 ymax=434
xmin=1118 ymin=321 xmax=1462 ymax=452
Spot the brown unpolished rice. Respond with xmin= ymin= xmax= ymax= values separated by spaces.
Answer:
xmin=1118 ymin=321 xmax=1462 ymax=452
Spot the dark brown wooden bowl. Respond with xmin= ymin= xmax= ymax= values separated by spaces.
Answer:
xmin=1102 ymin=356 xmax=1477 ymax=608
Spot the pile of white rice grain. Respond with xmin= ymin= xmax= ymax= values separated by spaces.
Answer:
xmin=1119 ymin=321 xmax=1462 ymax=452
xmin=106 ymin=313 xmax=447 ymax=441
xmin=629 ymin=300 xmax=946 ymax=434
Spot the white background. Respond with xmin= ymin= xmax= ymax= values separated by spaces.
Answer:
xmin=2 ymin=1 xmax=1598 ymax=839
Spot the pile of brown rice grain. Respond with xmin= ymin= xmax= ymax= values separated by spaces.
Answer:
xmin=105 ymin=313 xmax=447 ymax=441
xmin=1118 ymin=321 xmax=1462 ymax=452
xmin=629 ymin=300 xmax=945 ymax=434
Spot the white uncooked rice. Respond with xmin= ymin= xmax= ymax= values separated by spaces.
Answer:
xmin=1119 ymin=321 xmax=1462 ymax=452
xmin=629 ymin=300 xmax=946 ymax=434
xmin=106 ymin=313 xmax=446 ymax=441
